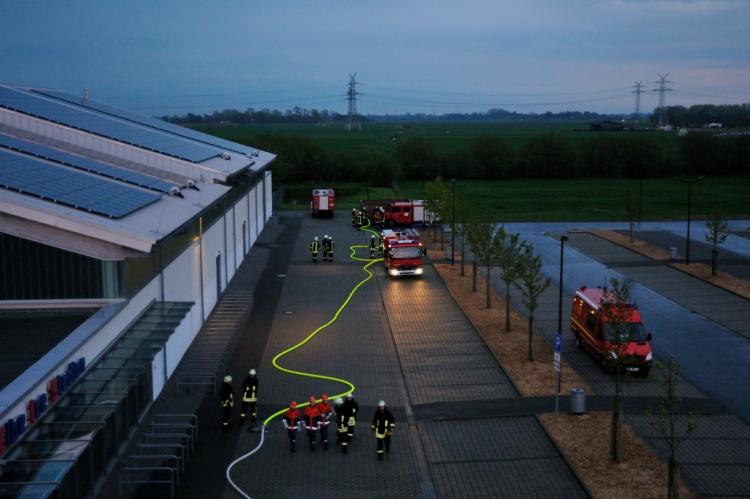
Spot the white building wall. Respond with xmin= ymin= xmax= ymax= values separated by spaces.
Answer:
xmin=0 ymin=175 xmax=271 ymax=425
xmin=264 ymin=171 xmax=273 ymax=222
xmin=234 ymin=194 xmax=249 ymax=268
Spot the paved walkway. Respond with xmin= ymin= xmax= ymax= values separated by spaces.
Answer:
xmin=484 ymin=229 xmax=750 ymax=498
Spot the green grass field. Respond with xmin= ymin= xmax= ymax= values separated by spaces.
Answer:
xmin=282 ymin=177 xmax=750 ymax=221
xmin=193 ymin=121 xmax=680 ymax=157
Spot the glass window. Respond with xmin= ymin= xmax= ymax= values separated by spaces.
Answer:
xmin=605 ymin=322 xmax=647 ymax=342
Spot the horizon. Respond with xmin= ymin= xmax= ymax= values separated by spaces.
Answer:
xmin=2 ymin=1 xmax=749 ymax=116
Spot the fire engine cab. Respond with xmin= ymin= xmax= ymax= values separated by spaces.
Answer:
xmin=570 ymin=286 xmax=653 ymax=376
xmin=311 ymin=188 xmax=335 ymax=217
xmin=381 ymin=229 xmax=425 ymax=277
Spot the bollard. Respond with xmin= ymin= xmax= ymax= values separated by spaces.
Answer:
xmin=669 ymin=246 xmax=677 ymax=262
xmin=570 ymin=388 xmax=586 ymax=415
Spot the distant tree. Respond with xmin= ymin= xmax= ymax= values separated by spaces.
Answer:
xmin=600 ymin=277 xmax=640 ymax=463
xmin=362 ymin=152 xmax=400 ymax=187
xmin=646 ymin=357 xmax=696 ymax=499
xmin=514 ymin=244 xmax=551 ymax=361
xmin=466 ymin=221 xmax=496 ymax=308
xmin=470 ymin=135 xmax=515 ymax=178
xmin=493 ymin=227 xmax=525 ymax=331
xmin=424 ymin=177 xmax=451 ymax=243
xmin=395 ymin=135 xmax=440 ymax=180
xmin=520 ymin=133 xmax=579 ymax=178
xmin=455 ymin=198 xmax=473 ymax=277
xmin=681 ymin=132 xmax=718 ymax=176
xmin=705 ymin=211 xmax=729 ymax=276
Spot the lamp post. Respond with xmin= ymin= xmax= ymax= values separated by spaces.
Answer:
xmin=555 ymin=234 xmax=568 ymax=417
xmin=638 ymin=177 xmax=643 ymax=225
xmin=451 ymin=178 xmax=456 ymax=265
xmin=681 ymin=176 xmax=703 ymax=265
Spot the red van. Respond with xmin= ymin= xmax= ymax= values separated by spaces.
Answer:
xmin=570 ymin=286 xmax=653 ymax=376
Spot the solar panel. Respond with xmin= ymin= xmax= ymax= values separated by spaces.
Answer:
xmin=33 ymin=89 xmax=258 ymax=157
xmin=0 ymin=149 xmax=160 ymax=218
xmin=0 ymin=133 xmax=179 ymax=193
xmin=0 ymin=86 xmax=220 ymax=163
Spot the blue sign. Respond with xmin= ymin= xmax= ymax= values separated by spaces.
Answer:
xmin=554 ymin=334 xmax=562 ymax=353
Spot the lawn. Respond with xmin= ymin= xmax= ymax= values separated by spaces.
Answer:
xmin=279 ymin=177 xmax=750 ymax=222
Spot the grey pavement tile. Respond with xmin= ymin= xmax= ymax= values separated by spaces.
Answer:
xmin=431 ymin=459 xmax=588 ymax=499
xmin=628 ymin=414 xmax=750 ymax=440
xmin=680 ymin=464 xmax=750 ymax=497
xmin=420 ymin=417 xmax=559 ymax=463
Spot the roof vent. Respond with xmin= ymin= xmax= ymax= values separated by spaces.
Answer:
xmin=186 ymin=179 xmax=200 ymax=191
xmin=169 ymin=186 xmax=184 ymax=198
xmin=221 ymin=152 xmax=231 ymax=160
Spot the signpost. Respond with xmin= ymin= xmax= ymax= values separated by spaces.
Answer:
xmin=554 ymin=334 xmax=562 ymax=417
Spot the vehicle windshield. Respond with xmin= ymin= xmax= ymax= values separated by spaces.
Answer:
xmin=605 ymin=322 xmax=647 ymax=342
xmin=389 ymin=247 xmax=422 ymax=259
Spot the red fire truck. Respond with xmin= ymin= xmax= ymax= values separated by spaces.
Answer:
xmin=382 ymin=229 xmax=425 ymax=277
xmin=360 ymin=199 xmax=438 ymax=227
xmin=570 ymin=286 xmax=653 ymax=376
xmin=311 ymin=188 xmax=335 ymax=217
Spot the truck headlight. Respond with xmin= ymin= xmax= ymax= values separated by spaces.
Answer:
xmin=389 ymin=269 xmax=399 ymax=276
xmin=415 ymin=268 xmax=424 ymax=275
xmin=645 ymin=352 xmax=652 ymax=362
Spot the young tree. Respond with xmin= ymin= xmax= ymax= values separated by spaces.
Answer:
xmin=646 ymin=357 xmax=696 ymax=499
xmin=466 ymin=221 xmax=495 ymax=308
xmin=514 ymin=244 xmax=551 ymax=361
xmin=455 ymin=198 xmax=473 ymax=277
xmin=705 ymin=211 xmax=729 ymax=276
xmin=625 ymin=185 xmax=639 ymax=243
xmin=425 ymin=178 xmax=450 ymax=243
xmin=599 ymin=277 xmax=637 ymax=463
xmin=493 ymin=227 xmax=525 ymax=332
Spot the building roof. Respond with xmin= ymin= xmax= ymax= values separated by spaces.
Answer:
xmin=0 ymin=84 xmax=275 ymax=258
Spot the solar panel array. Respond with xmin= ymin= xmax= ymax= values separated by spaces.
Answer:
xmin=34 ymin=89 xmax=258 ymax=157
xmin=0 ymin=86 xmax=220 ymax=163
xmin=0 ymin=149 xmax=160 ymax=218
xmin=0 ymin=133 xmax=178 ymax=193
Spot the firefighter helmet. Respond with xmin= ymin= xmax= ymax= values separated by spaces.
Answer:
xmin=334 ymin=398 xmax=343 ymax=406
xmin=321 ymin=394 xmax=329 ymax=401
xmin=324 ymin=234 xmax=329 ymax=239
xmin=314 ymin=236 xmax=318 ymax=241
xmin=346 ymin=393 xmax=353 ymax=400
xmin=371 ymin=234 xmax=375 ymax=239
xmin=378 ymin=400 xmax=386 ymax=408
xmin=224 ymin=375 xmax=232 ymax=383
xmin=308 ymin=395 xmax=316 ymax=404
xmin=290 ymin=401 xmax=298 ymax=409
xmin=249 ymin=369 xmax=256 ymax=376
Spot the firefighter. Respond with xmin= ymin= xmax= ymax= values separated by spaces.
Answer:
xmin=310 ymin=236 xmax=320 ymax=263
xmin=303 ymin=396 xmax=321 ymax=451
xmin=372 ymin=206 xmax=383 ymax=227
xmin=322 ymin=235 xmax=330 ymax=262
xmin=371 ymin=400 xmax=395 ymax=461
xmin=369 ymin=234 xmax=379 ymax=258
xmin=318 ymin=394 xmax=333 ymax=450
xmin=240 ymin=369 xmax=258 ymax=424
xmin=282 ymin=401 xmax=301 ymax=452
xmin=342 ymin=393 xmax=359 ymax=441
xmin=377 ymin=206 xmax=385 ymax=227
xmin=220 ymin=375 xmax=234 ymax=431
xmin=351 ymin=209 xmax=357 ymax=227
xmin=326 ymin=236 xmax=335 ymax=262
xmin=356 ymin=210 xmax=365 ymax=228
xmin=334 ymin=397 xmax=348 ymax=453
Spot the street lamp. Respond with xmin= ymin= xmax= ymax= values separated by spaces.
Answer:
xmin=556 ymin=234 xmax=568 ymax=417
xmin=680 ymin=176 xmax=703 ymax=265
xmin=451 ymin=178 xmax=456 ymax=265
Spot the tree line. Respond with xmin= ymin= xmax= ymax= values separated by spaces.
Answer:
xmin=658 ymin=103 xmax=750 ymax=128
xmin=261 ymin=131 xmax=750 ymax=186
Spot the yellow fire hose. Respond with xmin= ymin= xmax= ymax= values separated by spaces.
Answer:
xmin=227 ymin=220 xmax=381 ymax=498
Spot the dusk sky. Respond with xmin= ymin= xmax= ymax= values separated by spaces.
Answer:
xmin=2 ymin=0 xmax=748 ymax=116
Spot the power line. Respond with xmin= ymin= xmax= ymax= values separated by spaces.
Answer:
xmin=652 ymin=73 xmax=673 ymax=127
xmin=345 ymin=73 xmax=361 ymax=131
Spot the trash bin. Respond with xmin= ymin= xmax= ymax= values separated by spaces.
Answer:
xmin=570 ymin=388 xmax=586 ymax=415
xmin=669 ymin=246 xmax=677 ymax=262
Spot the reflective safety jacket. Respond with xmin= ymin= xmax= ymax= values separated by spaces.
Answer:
xmin=318 ymin=402 xmax=333 ymax=426
xmin=310 ymin=240 xmax=320 ymax=253
xmin=303 ymin=405 xmax=321 ymax=430
xmin=371 ymin=407 xmax=395 ymax=438
xmin=283 ymin=409 xmax=301 ymax=430
xmin=335 ymin=406 xmax=348 ymax=430
xmin=342 ymin=398 xmax=359 ymax=425
xmin=242 ymin=375 xmax=258 ymax=402
xmin=220 ymin=382 xmax=234 ymax=408
xmin=369 ymin=238 xmax=379 ymax=250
